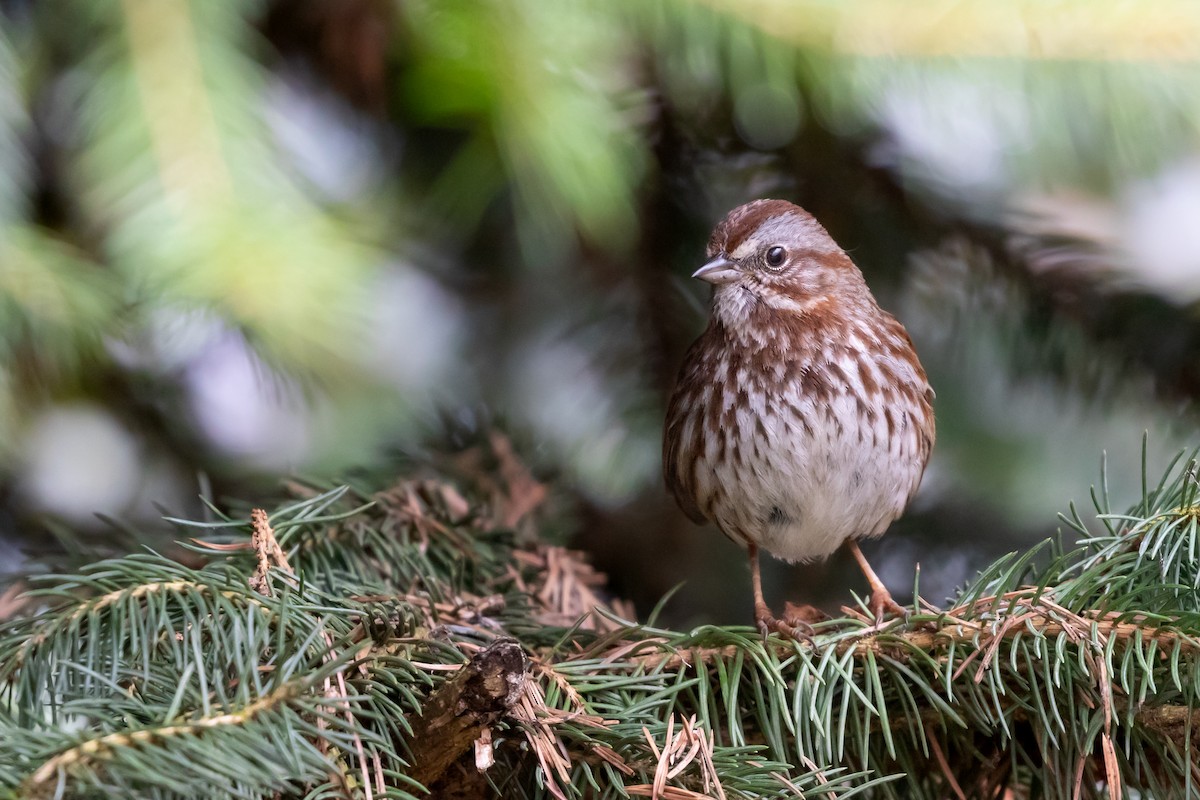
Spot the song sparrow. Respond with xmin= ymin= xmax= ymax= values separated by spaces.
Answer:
xmin=663 ymin=199 xmax=935 ymax=634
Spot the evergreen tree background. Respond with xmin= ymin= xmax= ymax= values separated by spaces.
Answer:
xmin=3 ymin=1 xmax=1200 ymax=796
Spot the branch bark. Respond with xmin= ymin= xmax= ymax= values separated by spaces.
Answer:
xmin=406 ymin=639 xmax=529 ymax=792
xmin=626 ymin=612 xmax=1200 ymax=673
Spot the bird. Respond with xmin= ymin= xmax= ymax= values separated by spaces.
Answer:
xmin=662 ymin=199 xmax=935 ymax=635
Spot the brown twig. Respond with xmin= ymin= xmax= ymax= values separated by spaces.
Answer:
xmin=0 ymin=581 xmax=29 ymax=622
xmin=450 ymin=431 xmax=547 ymax=530
xmin=509 ymin=675 xmax=575 ymax=800
xmin=316 ymin=625 xmax=376 ymax=800
xmin=926 ymin=722 xmax=968 ymax=800
xmin=510 ymin=545 xmax=636 ymax=633
xmin=249 ymin=508 xmax=293 ymax=597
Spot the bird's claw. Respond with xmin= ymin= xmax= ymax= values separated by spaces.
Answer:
xmin=867 ymin=588 xmax=908 ymax=625
xmin=755 ymin=603 xmax=814 ymax=643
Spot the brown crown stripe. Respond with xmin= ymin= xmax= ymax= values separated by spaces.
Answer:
xmin=708 ymin=199 xmax=813 ymax=256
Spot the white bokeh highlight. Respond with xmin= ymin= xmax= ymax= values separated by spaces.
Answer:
xmin=20 ymin=405 xmax=140 ymax=523
xmin=185 ymin=333 xmax=312 ymax=469
xmin=1121 ymin=159 xmax=1200 ymax=302
xmin=363 ymin=266 xmax=465 ymax=393
xmin=872 ymin=72 xmax=1031 ymax=200
xmin=264 ymin=71 xmax=386 ymax=203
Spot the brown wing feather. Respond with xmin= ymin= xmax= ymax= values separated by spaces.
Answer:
xmin=663 ymin=335 xmax=711 ymax=525
xmin=663 ymin=422 xmax=707 ymax=524
xmin=880 ymin=312 xmax=937 ymax=507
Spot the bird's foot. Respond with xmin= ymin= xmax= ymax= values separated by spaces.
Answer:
xmin=782 ymin=601 xmax=828 ymax=627
xmin=868 ymin=588 xmax=908 ymax=625
xmin=755 ymin=601 xmax=814 ymax=642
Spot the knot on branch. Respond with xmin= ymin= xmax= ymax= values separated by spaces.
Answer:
xmin=459 ymin=640 xmax=527 ymax=715
xmin=406 ymin=640 xmax=528 ymax=793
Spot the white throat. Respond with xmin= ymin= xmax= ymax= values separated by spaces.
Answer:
xmin=711 ymin=284 xmax=759 ymax=329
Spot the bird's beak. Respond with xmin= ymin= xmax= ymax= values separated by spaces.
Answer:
xmin=692 ymin=256 xmax=741 ymax=285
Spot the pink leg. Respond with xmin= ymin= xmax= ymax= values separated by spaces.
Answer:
xmin=749 ymin=543 xmax=810 ymax=640
xmin=846 ymin=539 xmax=906 ymax=622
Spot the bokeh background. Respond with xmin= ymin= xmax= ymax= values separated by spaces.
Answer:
xmin=2 ymin=0 xmax=1200 ymax=625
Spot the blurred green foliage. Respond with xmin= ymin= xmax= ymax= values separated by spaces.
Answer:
xmin=2 ymin=0 xmax=1200 ymax=619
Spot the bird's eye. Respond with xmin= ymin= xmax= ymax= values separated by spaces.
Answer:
xmin=765 ymin=246 xmax=787 ymax=268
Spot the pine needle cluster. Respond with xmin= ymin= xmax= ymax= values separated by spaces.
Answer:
xmin=2 ymin=438 xmax=1200 ymax=798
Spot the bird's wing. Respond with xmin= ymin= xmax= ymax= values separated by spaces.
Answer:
xmin=662 ymin=414 xmax=709 ymax=525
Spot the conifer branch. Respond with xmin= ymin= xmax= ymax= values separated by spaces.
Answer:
xmin=4 ymin=444 xmax=1200 ymax=798
xmin=631 ymin=607 xmax=1200 ymax=673
xmin=20 ymin=676 xmax=310 ymax=798
xmin=8 ymin=579 xmax=267 ymax=672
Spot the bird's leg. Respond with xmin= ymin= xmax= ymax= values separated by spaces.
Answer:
xmin=845 ymin=539 xmax=906 ymax=622
xmin=749 ymin=543 xmax=812 ymax=641
xmin=749 ymin=542 xmax=773 ymax=632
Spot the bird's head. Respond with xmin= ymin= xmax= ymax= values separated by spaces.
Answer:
xmin=696 ymin=199 xmax=868 ymax=328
